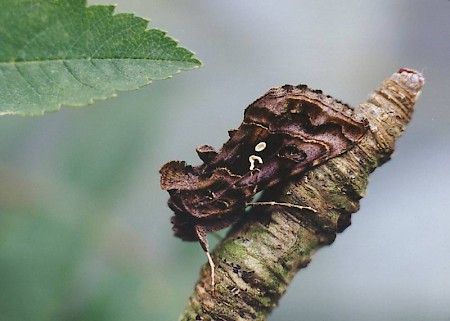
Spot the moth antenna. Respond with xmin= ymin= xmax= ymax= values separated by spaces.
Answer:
xmin=246 ymin=201 xmax=317 ymax=213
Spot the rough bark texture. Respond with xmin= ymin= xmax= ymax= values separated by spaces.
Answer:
xmin=179 ymin=69 xmax=425 ymax=321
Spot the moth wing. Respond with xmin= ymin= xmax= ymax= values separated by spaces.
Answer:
xmin=160 ymin=161 xmax=199 ymax=191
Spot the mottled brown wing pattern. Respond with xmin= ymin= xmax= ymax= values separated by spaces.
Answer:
xmin=159 ymin=84 xmax=368 ymax=288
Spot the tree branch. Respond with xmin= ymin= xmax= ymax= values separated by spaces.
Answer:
xmin=179 ymin=68 xmax=425 ymax=321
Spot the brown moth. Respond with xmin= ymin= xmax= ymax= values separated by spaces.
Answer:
xmin=160 ymin=85 xmax=368 ymax=289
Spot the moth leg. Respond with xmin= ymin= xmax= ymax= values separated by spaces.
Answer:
xmin=195 ymin=225 xmax=215 ymax=292
xmin=246 ymin=201 xmax=317 ymax=213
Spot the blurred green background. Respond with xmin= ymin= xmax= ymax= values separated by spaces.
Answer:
xmin=1 ymin=1 xmax=449 ymax=320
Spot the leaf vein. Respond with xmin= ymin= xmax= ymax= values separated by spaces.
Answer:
xmin=13 ymin=63 xmax=43 ymax=100
xmin=61 ymin=60 xmax=98 ymax=90
xmin=38 ymin=63 xmax=61 ymax=99
xmin=109 ymin=60 xmax=132 ymax=81
xmin=89 ymin=19 xmax=144 ymax=58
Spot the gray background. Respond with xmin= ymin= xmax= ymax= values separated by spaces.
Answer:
xmin=1 ymin=1 xmax=449 ymax=320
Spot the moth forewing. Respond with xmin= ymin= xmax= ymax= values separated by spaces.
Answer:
xmin=160 ymin=84 xmax=368 ymax=290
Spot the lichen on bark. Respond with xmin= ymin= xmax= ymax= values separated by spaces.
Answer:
xmin=179 ymin=68 xmax=425 ymax=321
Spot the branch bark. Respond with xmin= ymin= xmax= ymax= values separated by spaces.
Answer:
xmin=179 ymin=69 xmax=425 ymax=321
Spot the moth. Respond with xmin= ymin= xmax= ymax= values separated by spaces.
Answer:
xmin=160 ymin=84 xmax=368 ymax=289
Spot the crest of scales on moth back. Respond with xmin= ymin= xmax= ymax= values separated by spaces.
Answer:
xmin=160 ymin=84 xmax=368 ymax=289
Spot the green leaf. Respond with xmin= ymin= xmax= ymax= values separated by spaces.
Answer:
xmin=0 ymin=0 xmax=201 ymax=116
